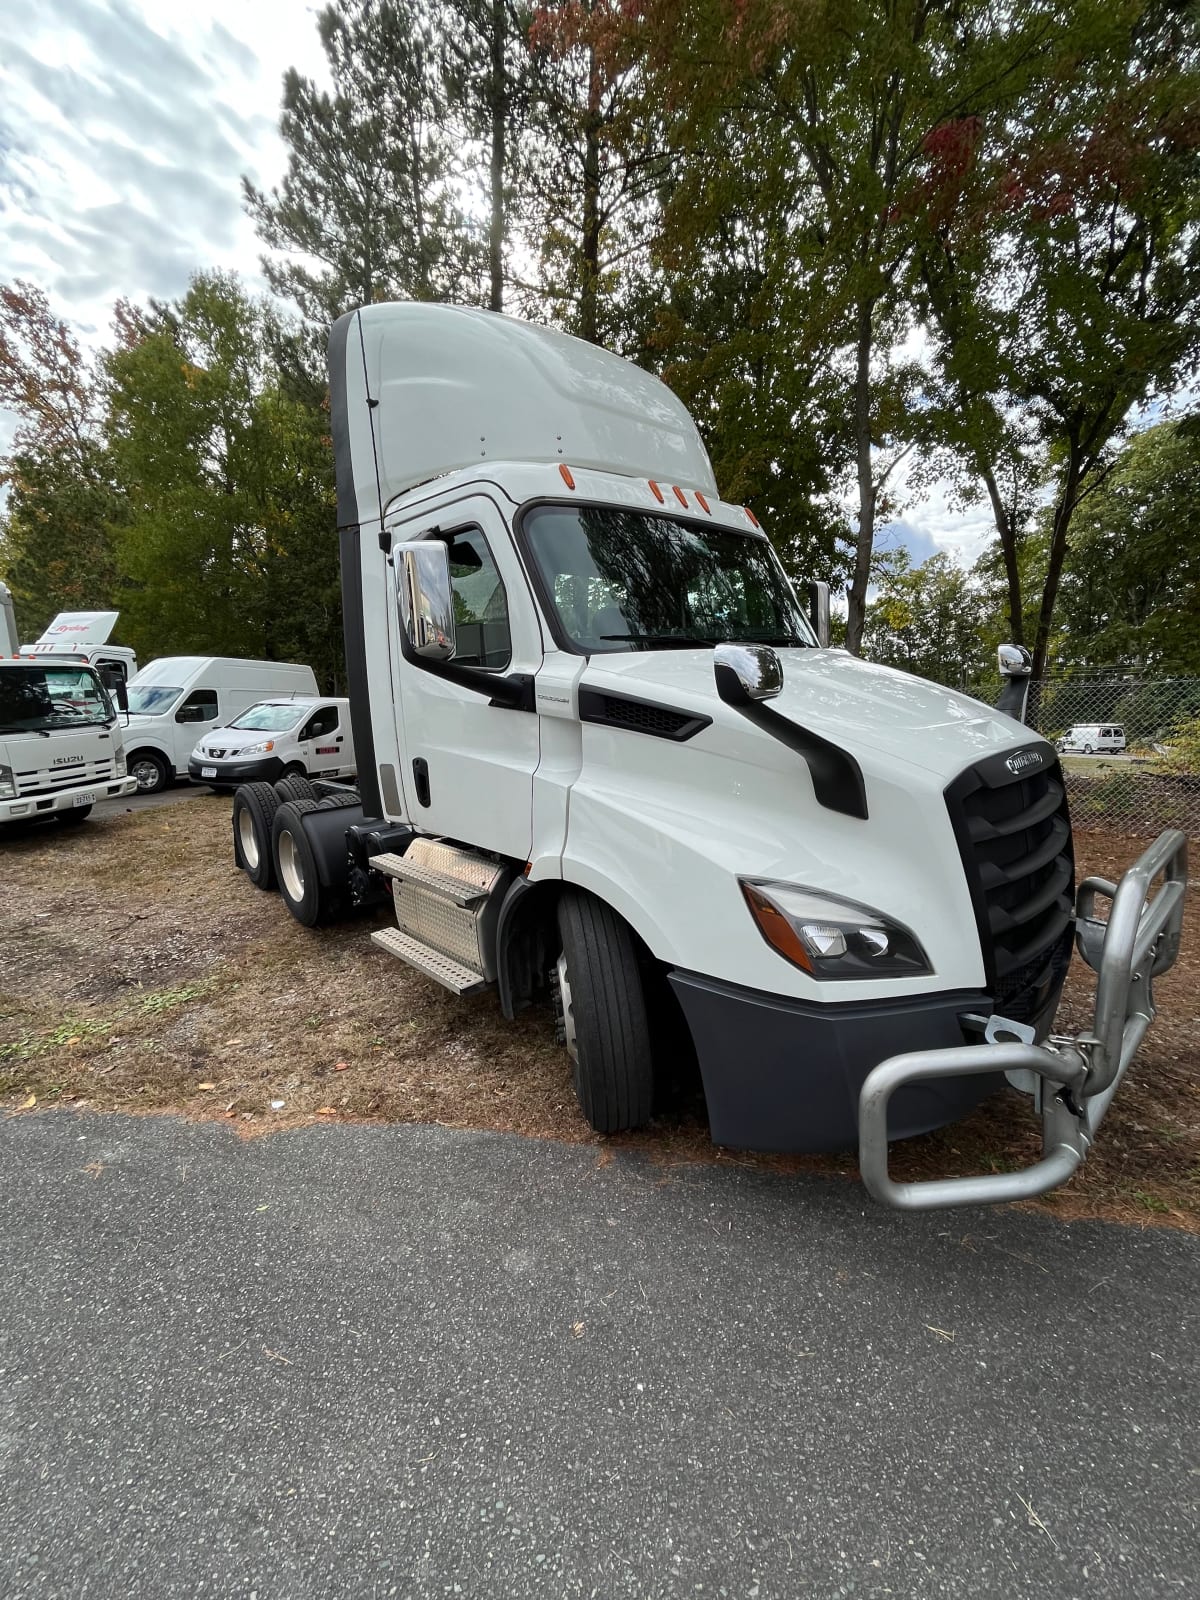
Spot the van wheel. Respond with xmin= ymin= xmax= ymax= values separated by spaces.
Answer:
xmin=129 ymin=750 xmax=170 ymax=793
xmin=555 ymin=890 xmax=655 ymax=1134
xmin=272 ymin=800 xmax=345 ymax=928
xmin=275 ymin=772 xmax=317 ymax=805
xmin=233 ymin=782 xmax=282 ymax=889
xmin=1084 ymin=743 xmax=1095 ymax=754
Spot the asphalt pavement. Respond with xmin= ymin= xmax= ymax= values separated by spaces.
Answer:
xmin=93 ymin=783 xmax=212 ymax=818
xmin=1 ymin=1112 xmax=1196 ymax=1599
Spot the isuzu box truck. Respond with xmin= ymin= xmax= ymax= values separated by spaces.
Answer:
xmin=230 ymin=304 xmax=1186 ymax=1212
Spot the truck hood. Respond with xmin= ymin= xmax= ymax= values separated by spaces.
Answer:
xmin=581 ymin=647 xmax=1033 ymax=781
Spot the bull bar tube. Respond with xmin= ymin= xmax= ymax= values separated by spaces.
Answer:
xmin=858 ymin=828 xmax=1188 ymax=1212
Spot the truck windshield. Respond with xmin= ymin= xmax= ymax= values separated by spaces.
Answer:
xmin=127 ymin=684 xmax=182 ymax=715
xmin=229 ymin=703 xmax=307 ymax=732
xmin=0 ymin=666 xmax=113 ymax=734
xmin=521 ymin=505 xmax=815 ymax=653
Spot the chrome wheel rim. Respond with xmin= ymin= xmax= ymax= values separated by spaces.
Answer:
xmin=555 ymin=952 xmax=578 ymax=1065
xmin=278 ymin=829 xmax=305 ymax=902
xmin=237 ymin=809 xmax=259 ymax=870
xmin=131 ymin=758 xmax=160 ymax=791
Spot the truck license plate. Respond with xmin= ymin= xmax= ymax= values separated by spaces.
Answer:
xmin=73 ymin=791 xmax=96 ymax=807
xmin=201 ymin=766 xmax=217 ymax=779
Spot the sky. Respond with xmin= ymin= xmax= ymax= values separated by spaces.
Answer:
xmin=0 ymin=0 xmax=990 ymax=567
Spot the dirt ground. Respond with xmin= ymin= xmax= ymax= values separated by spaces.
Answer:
xmin=2 ymin=798 xmax=1197 ymax=1230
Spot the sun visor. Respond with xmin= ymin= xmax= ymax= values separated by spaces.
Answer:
xmin=328 ymin=302 xmax=717 ymax=529
xmin=29 ymin=611 xmax=120 ymax=651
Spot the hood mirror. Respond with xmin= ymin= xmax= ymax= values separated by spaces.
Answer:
xmin=996 ymin=643 xmax=1033 ymax=723
xmin=713 ymin=643 xmax=784 ymax=707
xmin=806 ymin=580 xmax=831 ymax=648
xmin=396 ymin=540 xmax=456 ymax=662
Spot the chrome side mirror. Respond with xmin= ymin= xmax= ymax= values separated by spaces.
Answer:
xmin=806 ymin=580 xmax=831 ymax=648
xmin=396 ymin=540 xmax=456 ymax=662
xmin=713 ymin=643 xmax=784 ymax=706
xmin=996 ymin=643 xmax=1033 ymax=724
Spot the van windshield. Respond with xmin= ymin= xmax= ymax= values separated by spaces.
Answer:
xmin=521 ymin=504 xmax=814 ymax=653
xmin=0 ymin=665 xmax=113 ymax=734
xmin=127 ymin=685 xmax=182 ymax=715
xmin=229 ymin=703 xmax=307 ymax=732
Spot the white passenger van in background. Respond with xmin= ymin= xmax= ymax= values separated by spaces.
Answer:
xmin=187 ymin=696 xmax=355 ymax=790
xmin=1057 ymin=723 xmax=1126 ymax=755
xmin=123 ymin=657 xmax=319 ymax=793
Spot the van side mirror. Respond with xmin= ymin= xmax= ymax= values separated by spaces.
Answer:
xmin=396 ymin=540 xmax=456 ymax=662
xmin=713 ymin=643 xmax=784 ymax=705
xmin=806 ymin=580 xmax=831 ymax=648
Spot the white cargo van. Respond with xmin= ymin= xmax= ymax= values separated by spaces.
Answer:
xmin=1057 ymin=724 xmax=1126 ymax=755
xmin=123 ymin=657 xmax=318 ymax=793
xmin=228 ymin=303 xmax=1186 ymax=1215
xmin=187 ymin=696 xmax=355 ymax=789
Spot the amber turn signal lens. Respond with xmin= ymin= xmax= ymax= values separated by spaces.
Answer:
xmin=741 ymin=882 xmax=814 ymax=972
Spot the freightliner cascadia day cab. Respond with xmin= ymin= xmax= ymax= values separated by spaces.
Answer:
xmin=0 ymin=586 xmax=137 ymax=826
xmin=230 ymin=304 xmax=1187 ymax=1213
xmin=123 ymin=657 xmax=320 ymax=793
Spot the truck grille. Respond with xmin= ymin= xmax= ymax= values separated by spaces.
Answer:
xmin=945 ymin=743 xmax=1075 ymax=1028
xmin=16 ymin=757 xmax=115 ymax=795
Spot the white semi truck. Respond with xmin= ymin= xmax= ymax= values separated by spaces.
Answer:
xmin=1 ymin=582 xmax=137 ymax=826
xmin=230 ymin=304 xmax=1187 ymax=1211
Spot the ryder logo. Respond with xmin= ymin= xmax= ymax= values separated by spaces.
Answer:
xmin=1006 ymin=749 xmax=1043 ymax=776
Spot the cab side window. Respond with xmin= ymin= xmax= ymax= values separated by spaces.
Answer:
xmin=176 ymin=689 xmax=218 ymax=724
xmin=303 ymin=706 xmax=339 ymax=741
xmin=443 ymin=528 xmax=511 ymax=669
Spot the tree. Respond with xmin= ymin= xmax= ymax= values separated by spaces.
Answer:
xmin=862 ymin=548 xmax=988 ymax=689
xmin=1054 ymin=418 xmax=1200 ymax=672
xmin=0 ymin=280 xmax=122 ymax=636
xmin=915 ymin=0 xmax=1200 ymax=675
xmin=244 ymin=0 xmax=486 ymax=325
xmin=106 ymin=273 xmax=342 ymax=684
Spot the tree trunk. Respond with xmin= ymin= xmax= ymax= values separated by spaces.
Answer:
xmin=1031 ymin=451 xmax=1082 ymax=679
xmin=487 ymin=0 xmax=505 ymax=313
xmin=579 ymin=45 xmax=602 ymax=345
xmin=980 ymin=459 xmax=1023 ymax=645
xmin=844 ymin=299 xmax=876 ymax=655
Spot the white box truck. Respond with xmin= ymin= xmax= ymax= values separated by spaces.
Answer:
xmin=1 ymin=582 xmax=137 ymax=825
xmin=229 ymin=304 xmax=1187 ymax=1212
xmin=123 ymin=657 xmax=319 ymax=793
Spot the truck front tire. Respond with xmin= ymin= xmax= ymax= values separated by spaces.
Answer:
xmin=556 ymin=890 xmax=655 ymax=1135
xmin=128 ymin=750 xmax=170 ymax=794
xmin=233 ymin=782 xmax=282 ymax=890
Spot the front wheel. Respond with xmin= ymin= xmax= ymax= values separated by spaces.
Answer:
xmin=555 ymin=890 xmax=655 ymax=1134
xmin=1083 ymin=744 xmax=1095 ymax=754
xmin=128 ymin=750 xmax=170 ymax=793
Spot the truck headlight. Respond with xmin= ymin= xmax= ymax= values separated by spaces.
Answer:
xmin=740 ymin=880 xmax=931 ymax=979
xmin=114 ymin=747 xmax=127 ymax=777
xmin=241 ymin=740 xmax=274 ymax=756
xmin=0 ymin=764 xmax=14 ymax=799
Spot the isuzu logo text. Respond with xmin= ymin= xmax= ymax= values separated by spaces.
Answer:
xmin=1006 ymin=750 xmax=1043 ymax=775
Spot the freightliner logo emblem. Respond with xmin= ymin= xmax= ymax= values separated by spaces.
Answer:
xmin=1006 ymin=749 xmax=1044 ymax=775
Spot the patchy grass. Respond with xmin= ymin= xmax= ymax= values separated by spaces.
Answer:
xmin=1 ymin=800 xmax=1197 ymax=1230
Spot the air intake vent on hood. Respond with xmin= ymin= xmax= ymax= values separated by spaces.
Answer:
xmin=577 ymin=689 xmax=711 ymax=743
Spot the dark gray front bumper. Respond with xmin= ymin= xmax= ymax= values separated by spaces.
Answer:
xmin=668 ymin=973 xmax=1001 ymax=1153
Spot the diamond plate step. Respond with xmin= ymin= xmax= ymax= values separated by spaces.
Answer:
xmin=370 ymin=927 xmax=488 ymax=995
xmin=369 ymin=852 xmax=489 ymax=907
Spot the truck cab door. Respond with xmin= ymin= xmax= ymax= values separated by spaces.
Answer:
xmin=299 ymin=704 xmax=344 ymax=776
xmin=388 ymin=494 xmax=542 ymax=860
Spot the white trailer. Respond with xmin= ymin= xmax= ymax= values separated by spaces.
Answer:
xmin=230 ymin=303 xmax=1187 ymax=1212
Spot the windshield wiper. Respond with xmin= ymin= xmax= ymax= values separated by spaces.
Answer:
xmin=600 ymin=634 xmax=721 ymax=650
xmin=738 ymin=632 xmax=812 ymax=648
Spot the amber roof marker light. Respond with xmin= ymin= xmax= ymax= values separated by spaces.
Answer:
xmin=648 ymin=479 xmax=665 ymax=503
xmin=559 ymin=464 xmax=576 ymax=490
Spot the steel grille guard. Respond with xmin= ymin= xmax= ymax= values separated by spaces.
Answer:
xmin=858 ymin=829 xmax=1188 ymax=1212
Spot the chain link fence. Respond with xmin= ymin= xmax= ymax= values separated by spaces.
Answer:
xmin=1025 ymin=675 xmax=1200 ymax=840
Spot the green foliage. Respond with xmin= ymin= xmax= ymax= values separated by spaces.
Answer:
xmin=1158 ymin=715 xmax=1200 ymax=777
xmin=862 ymin=549 xmax=989 ymax=690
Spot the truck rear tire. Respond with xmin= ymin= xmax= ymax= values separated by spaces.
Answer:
xmin=271 ymin=799 xmax=346 ymax=927
xmin=275 ymin=772 xmax=316 ymax=805
xmin=556 ymin=890 xmax=655 ymax=1135
xmin=233 ymin=782 xmax=282 ymax=890
xmin=128 ymin=750 xmax=170 ymax=794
